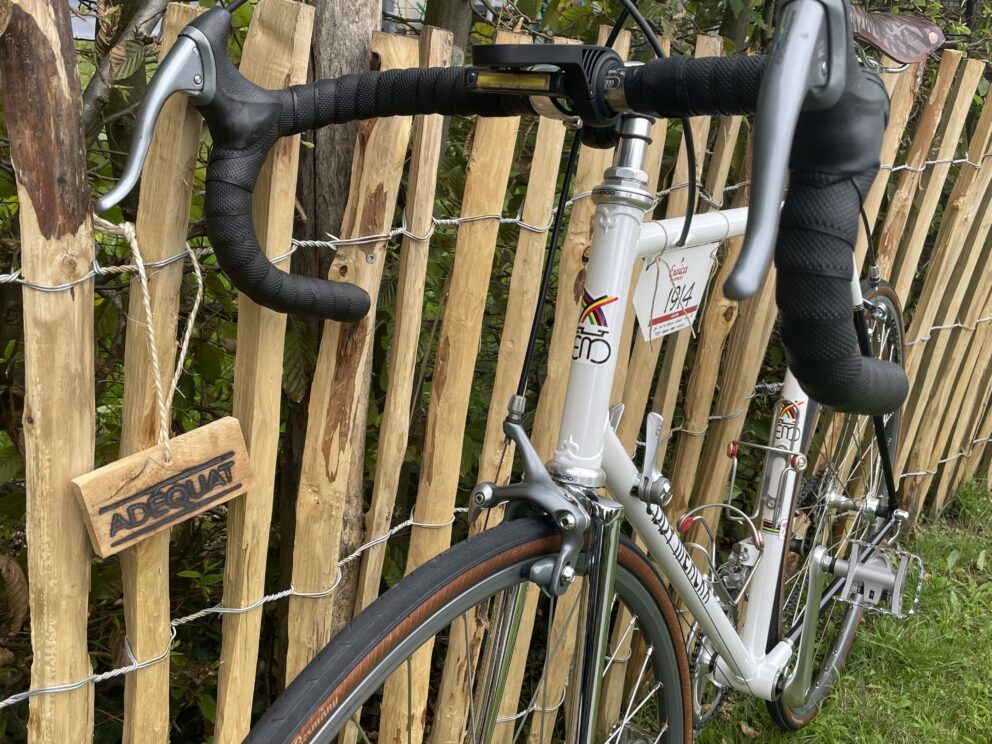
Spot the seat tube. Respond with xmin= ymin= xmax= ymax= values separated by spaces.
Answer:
xmin=548 ymin=115 xmax=656 ymax=488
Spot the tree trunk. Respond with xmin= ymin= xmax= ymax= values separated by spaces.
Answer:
xmin=424 ymin=0 xmax=472 ymax=66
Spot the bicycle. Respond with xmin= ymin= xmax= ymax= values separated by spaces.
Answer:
xmin=98 ymin=0 xmax=942 ymax=741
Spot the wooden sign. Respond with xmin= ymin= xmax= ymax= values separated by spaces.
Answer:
xmin=72 ymin=417 xmax=254 ymax=558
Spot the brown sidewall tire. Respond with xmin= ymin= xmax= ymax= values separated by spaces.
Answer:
xmin=250 ymin=517 xmax=692 ymax=744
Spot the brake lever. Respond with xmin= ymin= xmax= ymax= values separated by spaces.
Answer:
xmin=723 ymin=0 xmax=850 ymax=300
xmin=95 ymin=26 xmax=217 ymax=212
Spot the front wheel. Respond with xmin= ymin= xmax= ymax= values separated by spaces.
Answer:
xmin=767 ymin=281 xmax=905 ymax=729
xmin=249 ymin=517 xmax=692 ymax=743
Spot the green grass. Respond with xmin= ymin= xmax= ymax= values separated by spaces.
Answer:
xmin=698 ymin=484 xmax=992 ymax=744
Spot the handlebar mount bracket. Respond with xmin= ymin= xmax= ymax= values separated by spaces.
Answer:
xmin=469 ymin=44 xmax=624 ymax=129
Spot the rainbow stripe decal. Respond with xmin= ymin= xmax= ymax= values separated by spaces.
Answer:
xmin=580 ymin=290 xmax=619 ymax=327
xmin=779 ymin=399 xmax=803 ymax=421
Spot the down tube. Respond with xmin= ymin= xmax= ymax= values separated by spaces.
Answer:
xmin=601 ymin=429 xmax=760 ymax=684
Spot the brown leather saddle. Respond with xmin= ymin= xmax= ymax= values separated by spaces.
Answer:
xmin=850 ymin=5 xmax=945 ymax=64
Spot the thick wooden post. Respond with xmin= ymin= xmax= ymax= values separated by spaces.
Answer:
xmin=285 ymin=33 xmax=418 ymax=683
xmin=213 ymin=2 xmax=313 ymax=740
xmin=0 ymin=0 xmax=95 ymax=737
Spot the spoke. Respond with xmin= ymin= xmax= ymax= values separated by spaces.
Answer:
xmin=605 ymin=643 xmax=660 ymax=744
xmin=352 ymin=714 xmax=374 ymax=744
xmin=602 ymin=614 xmax=638 ymax=676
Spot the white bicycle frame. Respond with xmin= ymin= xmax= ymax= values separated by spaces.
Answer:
xmin=545 ymin=115 xmax=865 ymax=701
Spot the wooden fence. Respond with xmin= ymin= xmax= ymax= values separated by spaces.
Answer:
xmin=6 ymin=0 xmax=992 ymax=738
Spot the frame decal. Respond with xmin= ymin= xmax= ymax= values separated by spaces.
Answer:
xmin=579 ymin=289 xmax=619 ymax=327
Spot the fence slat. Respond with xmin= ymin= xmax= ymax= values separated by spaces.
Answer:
xmin=113 ymin=5 xmax=204 ymax=741
xmin=875 ymin=50 xmax=961 ymax=280
xmin=896 ymin=94 xmax=992 ymax=476
xmin=213 ymin=2 xmax=313 ymax=739
xmin=477 ymin=46 xmax=573 ymax=489
xmin=376 ymin=31 xmax=528 ymax=744
xmin=285 ymin=33 xmax=418 ymax=683
xmin=900 ymin=181 xmax=992 ymax=521
xmin=890 ymin=60 xmax=985 ymax=302
xmin=353 ymin=26 xmax=452 ymax=622
xmin=615 ymin=34 xmax=723 ymax=460
xmin=854 ymin=62 xmax=918 ymax=268
xmin=3 ymin=0 xmax=99 ymax=737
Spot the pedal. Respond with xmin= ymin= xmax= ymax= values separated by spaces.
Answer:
xmin=829 ymin=540 xmax=924 ymax=620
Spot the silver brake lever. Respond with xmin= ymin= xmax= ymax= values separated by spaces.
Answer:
xmin=723 ymin=0 xmax=849 ymax=300
xmin=96 ymin=29 xmax=217 ymax=212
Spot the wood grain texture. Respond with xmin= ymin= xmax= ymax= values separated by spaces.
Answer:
xmin=286 ymin=32 xmax=418 ymax=684
xmin=74 ymin=418 xmax=252 ymax=558
xmin=113 ymin=5 xmax=204 ymax=740
xmin=0 ymin=0 xmax=98 ymax=736
xmin=425 ymin=41 xmax=574 ymax=744
xmin=890 ymin=59 xmax=985 ymax=302
xmin=214 ymin=1 xmax=314 ymax=739
xmin=353 ymin=26 xmax=452 ymax=619
xmin=896 ymin=96 xmax=992 ymax=475
xmin=875 ymin=50 xmax=961 ymax=281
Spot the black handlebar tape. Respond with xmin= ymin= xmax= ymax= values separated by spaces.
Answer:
xmin=776 ymin=62 xmax=908 ymax=416
xmin=623 ymin=56 xmax=766 ymax=117
xmin=189 ymin=9 xmax=530 ymax=321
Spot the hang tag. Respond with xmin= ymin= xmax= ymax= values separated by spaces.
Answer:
xmin=72 ymin=417 xmax=254 ymax=558
xmin=633 ymin=243 xmax=717 ymax=342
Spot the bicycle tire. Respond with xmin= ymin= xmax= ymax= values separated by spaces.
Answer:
xmin=249 ymin=516 xmax=692 ymax=743
xmin=767 ymin=280 xmax=905 ymax=729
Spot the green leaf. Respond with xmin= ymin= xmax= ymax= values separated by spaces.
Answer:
xmin=198 ymin=693 xmax=217 ymax=723
xmin=113 ymin=40 xmax=148 ymax=82
xmin=94 ymin=298 xmax=120 ymax=341
xmin=0 ymin=435 xmax=23 ymax=484
xmin=947 ymin=549 xmax=961 ymax=570
xmin=282 ymin=320 xmax=317 ymax=404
